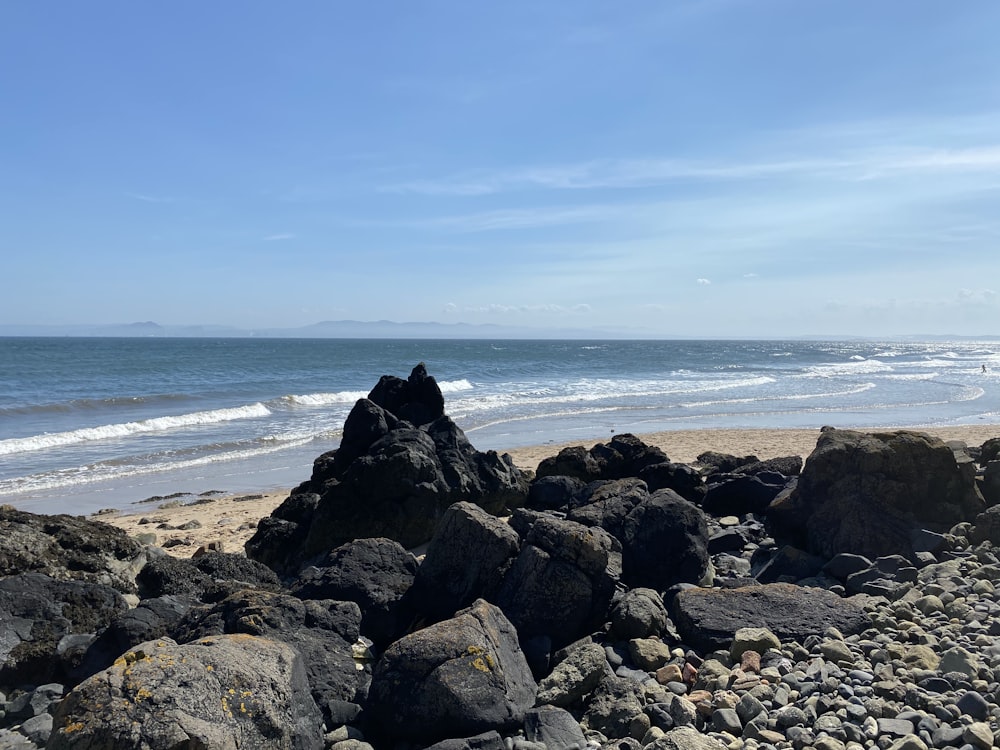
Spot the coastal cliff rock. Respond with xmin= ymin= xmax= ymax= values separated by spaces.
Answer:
xmin=770 ymin=428 xmax=985 ymax=559
xmin=246 ymin=364 xmax=529 ymax=576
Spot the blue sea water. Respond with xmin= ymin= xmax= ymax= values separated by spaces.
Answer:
xmin=2 ymin=337 xmax=999 ymax=515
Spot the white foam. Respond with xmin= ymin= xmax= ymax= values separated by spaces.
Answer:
xmin=802 ymin=360 xmax=892 ymax=377
xmin=438 ymin=379 xmax=474 ymax=393
xmin=0 ymin=432 xmax=317 ymax=496
xmin=0 ymin=403 xmax=271 ymax=456
xmin=284 ymin=391 xmax=368 ymax=406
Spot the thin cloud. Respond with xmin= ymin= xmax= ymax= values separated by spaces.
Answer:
xmin=262 ymin=233 xmax=296 ymax=241
xmin=697 ymin=278 xmax=712 ymax=285
xmin=127 ymin=192 xmax=175 ymax=203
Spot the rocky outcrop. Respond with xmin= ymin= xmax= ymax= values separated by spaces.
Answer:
xmin=7 ymin=407 xmax=1000 ymax=750
xmin=246 ymin=365 xmax=528 ymax=576
xmin=0 ymin=573 xmax=128 ymax=688
xmin=366 ymin=599 xmax=536 ymax=743
xmin=0 ymin=506 xmax=149 ymax=595
xmin=771 ymin=428 xmax=985 ymax=558
xmin=49 ymin=635 xmax=324 ymax=749
xmin=535 ymin=433 xmax=669 ymax=482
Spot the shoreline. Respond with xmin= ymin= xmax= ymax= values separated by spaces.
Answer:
xmin=96 ymin=424 xmax=1000 ymax=557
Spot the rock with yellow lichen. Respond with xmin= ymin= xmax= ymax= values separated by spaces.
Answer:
xmin=48 ymin=635 xmax=324 ymax=749
xmin=365 ymin=598 xmax=536 ymax=744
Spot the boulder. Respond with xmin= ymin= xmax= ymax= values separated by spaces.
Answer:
xmin=494 ymin=515 xmax=621 ymax=648
xmin=535 ymin=434 xmax=668 ymax=483
xmin=0 ymin=573 xmax=128 ymax=689
xmin=609 ymin=588 xmax=670 ymax=640
xmin=246 ymin=366 xmax=529 ymax=576
xmin=535 ymin=641 xmax=610 ymax=708
xmin=774 ymin=429 xmax=985 ymax=559
xmin=523 ymin=706 xmax=589 ymax=750
xmin=638 ymin=462 xmax=706 ymax=504
xmin=580 ymin=673 xmax=645 ymax=739
xmin=971 ymin=505 xmax=1000 ymax=546
xmin=526 ymin=475 xmax=586 ymax=511
xmin=535 ymin=446 xmax=603 ymax=483
xmin=0 ymin=506 xmax=149 ymax=595
xmin=696 ymin=452 xmax=759 ymax=474
xmin=171 ymin=589 xmax=364 ymax=728
xmin=703 ymin=473 xmax=790 ymax=517
xmin=617 ymin=490 xmax=710 ymax=590
xmin=75 ymin=596 xmax=191 ymax=686
xmin=411 ymin=502 xmax=521 ymax=623
xmin=292 ymin=537 xmax=418 ymax=647
xmin=672 ymin=582 xmax=871 ymax=654
xmin=566 ymin=478 xmax=649 ymax=533
xmin=49 ymin=635 xmax=324 ymax=749
xmin=366 ymin=599 xmax=536 ymax=743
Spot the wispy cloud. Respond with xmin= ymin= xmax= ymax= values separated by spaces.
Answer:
xmin=382 ymin=131 xmax=1000 ymax=196
xmin=262 ymin=233 xmax=296 ymax=242
xmin=408 ymin=203 xmax=644 ymax=232
xmin=127 ymin=192 xmax=175 ymax=203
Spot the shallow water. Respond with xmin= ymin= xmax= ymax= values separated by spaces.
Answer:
xmin=2 ymin=337 xmax=998 ymax=514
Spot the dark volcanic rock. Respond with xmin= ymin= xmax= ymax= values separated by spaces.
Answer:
xmin=0 ymin=506 xmax=149 ymax=595
xmin=702 ymin=473 xmax=788 ymax=517
xmin=171 ymin=589 xmax=364 ymax=728
xmin=0 ymin=573 xmax=128 ymax=689
xmin=772 ymin=429 xmax=985 ymax=559
xmin=638 ymin=462 xmax=707 ymax=504
xmin=366 ymin=599 xmax=536 ymax=744
xmin=696 ymin=451 xmax=759 ymax=474
xmin=76 ymin=596 xmax=190 ymax=686
xmin=291 ymin=536 xmax=418 ymax=647
xmin=672 ymin=582 xmax=871 ymax=653
xmin=617 ymin=489 xmax=710 ymax=590
xmin=411 ymin=502 xmax=520 ymax=623
xmin=246 ymin=366 xmax=529 ymax=576
xmin=49 ymin=635 xmax=324 ymax=750
xmin=526 ymin=475 xmax=586 ymax=511
xmin=495 ymin=515 xmax=620 ymax=648
xmin=535 ymin=434 xmax=668 ymax=483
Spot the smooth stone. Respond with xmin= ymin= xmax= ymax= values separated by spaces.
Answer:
xmin=956 ymin=690 xmax=990 ymax=721
xmin=962 ymin=723 xmax=993 ymax=750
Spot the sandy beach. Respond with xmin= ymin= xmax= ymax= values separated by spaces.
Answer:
xmin=97 ymin=424 xmax=1000 ymax=558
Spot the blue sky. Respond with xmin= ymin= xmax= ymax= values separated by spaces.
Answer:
xmin=2 ymin=1 xmax=999 ymax=337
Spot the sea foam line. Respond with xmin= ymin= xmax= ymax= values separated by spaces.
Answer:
xmin=0 ymin=402 xmax=272 ymax=456
xmin=282 ymin=379 xmax=473 ymax=407
xmin=0 ymin=432 xmax=320 ymax=496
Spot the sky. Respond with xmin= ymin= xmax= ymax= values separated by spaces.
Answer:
xmin=2 ymin=1 xmax=1000 ymax=338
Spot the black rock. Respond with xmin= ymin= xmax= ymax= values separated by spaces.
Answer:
xmin=672 ymin=582 xmax=871 ymax=653
xmin=411 ymin=502 xmax=520 ymax=623
xmin=291 ymin=537 xmax=418 ymax=648
xmin=366 ymin=599 xmax=536 ymax=744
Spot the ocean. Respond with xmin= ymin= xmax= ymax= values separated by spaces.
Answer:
xmin=2 ymin=337 xmax=999 ymax=516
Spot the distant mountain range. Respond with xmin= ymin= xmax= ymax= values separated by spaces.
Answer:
xmin=0 ymin=319 xmax=653 ymax=339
